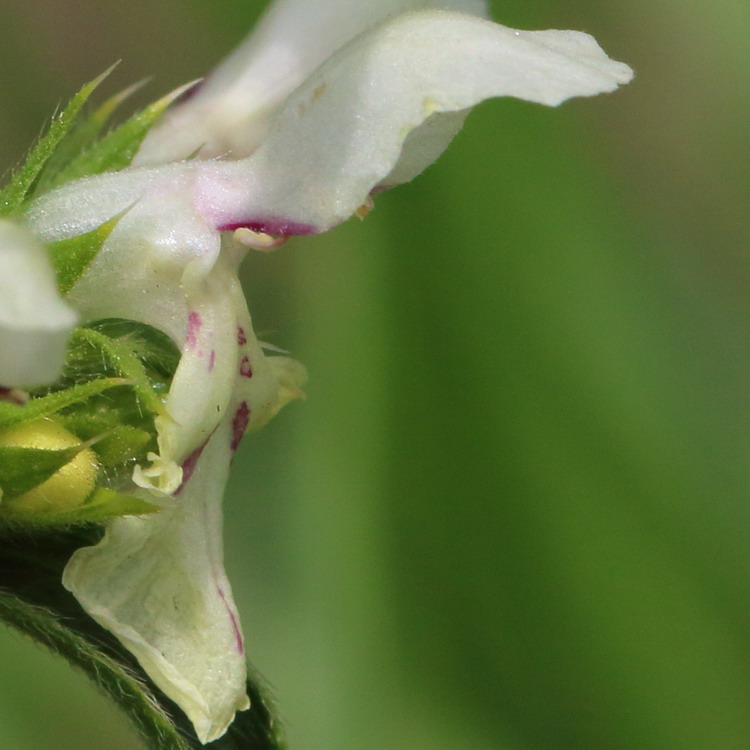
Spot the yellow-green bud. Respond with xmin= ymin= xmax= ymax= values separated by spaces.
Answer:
xmin=0 ymin=419 xmax=99 ymax=512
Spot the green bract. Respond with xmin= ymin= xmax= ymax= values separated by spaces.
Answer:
xmin=0 ymin=65 xmax=184 ymax=218
xmin=0 ymin=320 xmax=179 ymax=525
xmin=0 ymin=70 xmax=186 ymax=522
xmin=0 ymin=67 xmax=113 ymax=218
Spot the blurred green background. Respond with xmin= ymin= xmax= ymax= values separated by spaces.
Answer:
xmin=1 ymin=1 xmax=750 ymax=748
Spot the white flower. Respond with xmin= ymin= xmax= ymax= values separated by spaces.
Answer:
xmin=25 ymin=0 xmax=632 ymax=743
xmin=0 ymin=219 xmax=77 ymax=387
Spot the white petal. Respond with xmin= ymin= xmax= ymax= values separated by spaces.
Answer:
xmin=63 ymin=417 xmax=249 ymax=744
xmin=28 ymin=166 xmax=306 ymax=454
xmin=132 ymin=243 xmax=249 ymax=494
xmin=27 ymin=164 xmax=187 ymax=244
xmin=30 ymin=168 xmax=215 ymax=340
xmin=31 ymin=13 xmax=632 ymax=239
xmin=195 ymin=11 xmax=633 ymax=233
xmin=0 ymin=219 xmax=77 ymax=386
xmin=135 ymin=0 xmax=489 ymax=165
xmin=33 ymin=172 xmax=245 ymax=494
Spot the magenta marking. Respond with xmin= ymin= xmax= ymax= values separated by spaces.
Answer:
xmin=230 ymin=401 xmax=250 ymax=452
xmin=237 ymin=326 xmax=247 ymax=346
xmin=218 ymin=586 xmax=244 ymax=654
xmin=239 ymin=355 xmax=253 ymax=378
xmin=208 ymin=350 xmax=216 ymax=371
xmin=185 ymin=311 xmax=202 ymax=350
xmin=217 ymin=218 xmax=318 ymax=237
xmin=0 ymin=387 xmax=24 ymax=405
xmin=174 ymin=439 xmax=209 ymax=495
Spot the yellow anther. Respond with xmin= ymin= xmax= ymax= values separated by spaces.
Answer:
xmin=355 ymin=195 xmax=375 ymax=220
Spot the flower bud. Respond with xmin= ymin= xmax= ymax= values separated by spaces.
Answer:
xmin=0 ymin=419 xmax=98 ymax=512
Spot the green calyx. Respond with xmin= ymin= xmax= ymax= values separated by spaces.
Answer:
xmin=0 ymin=64 xmax=182 ymax=218
xmin=0 ymin=319 xmax=180 ymax=527
xmin=0 ymin=63 xmax=187 ymax=526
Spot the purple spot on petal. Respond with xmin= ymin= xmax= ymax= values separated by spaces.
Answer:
xmin=0 ymin=387 xmax=25 ymax=405
xmin=185 ymin=311 xmax=202 ymax=351
xmin=239 ymin=355 xmax=253 ymax=378
xmin=208 ymin=350 xmax=216 ymax=371
xmin=217 ymin=218 xmax=318 ymax=237
xmin=230 ymin=402 xmax=250 ymax=452
xmin=237 ymin=326 xmax=247 ymax=346
xmin=175 ymin=439 xmax=209 ymax=495
xmin=218 ymin=586 xmax=244 ymax=654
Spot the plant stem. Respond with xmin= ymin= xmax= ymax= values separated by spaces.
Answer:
xmin=0 ymin=588 xmax=191 ymax=749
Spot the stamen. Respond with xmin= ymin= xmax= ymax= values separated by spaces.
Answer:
xmin=233 ymin=227 xmax=287 ymax=251
xmin=355 ymin=194 xmax=375 ymax=220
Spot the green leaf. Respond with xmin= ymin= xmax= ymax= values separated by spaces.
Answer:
xmin=21 ymin=321 xmax=181 ymax=482
xmin=0 ymin=377 xmax=127 ymax=432
xmin=72 ymin=327 xmax=165 ymax=415
xmin=0 ymin=443 xmax=84 ymax=499
xmin=61 ymin=487 xmax=156 ymax=524
xmin=0 ymin=65 xmax=115 ymax=217
xmin=87 ymin=425 xmax=152 ymax=467
xmin=88 ymin=79 xmax=150 ymax=134
xmin=92 ymin=319 xmax=181 ymax=387
xmin=51 ymin=81 xmax=194 ymax=184
xmin=49 ymin=214 xmax=120 ymax=295
xmin=0 ymin=487 xmax=157 ymax=527
xmin=35 ymin=79 xmax=149 ymax=195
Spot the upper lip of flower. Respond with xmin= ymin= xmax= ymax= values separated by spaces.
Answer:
xmin=15 ymin=0 xmax=633 ymax=744
xmin=29 ymin=9 xmax=632 ymax=246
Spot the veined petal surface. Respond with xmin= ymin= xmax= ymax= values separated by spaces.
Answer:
xmin=135 ymin=0 xmax=489 ymax=165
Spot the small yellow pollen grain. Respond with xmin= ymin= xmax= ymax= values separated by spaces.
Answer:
xmin=422 ymin=97 xmax=439 ymax=116
xmin=311 ymin=82 xmax=327 ymax=103
xmin=355 ymin=195 xmax=375 ymax=220
xmin=0 ymin=419 xmax=99 ymax=512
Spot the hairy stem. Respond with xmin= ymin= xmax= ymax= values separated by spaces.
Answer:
xmin=0 ymin=588 xmax=191 ymax=750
